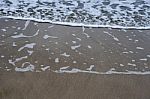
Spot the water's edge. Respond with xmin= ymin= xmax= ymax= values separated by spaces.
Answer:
xmin=1 ymin=16 xmax=150 ymax=30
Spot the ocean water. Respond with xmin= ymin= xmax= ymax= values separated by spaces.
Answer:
xmin=0 ymin=0 xmax=150 ymax=74
xmin=0 ymin=0 xmax=150 ymax=29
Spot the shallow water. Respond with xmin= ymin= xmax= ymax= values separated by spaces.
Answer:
xmin=0 ymin=18 xmax=150 ymax=74
xmin=0 ymin=0 xmax=150 ymax=28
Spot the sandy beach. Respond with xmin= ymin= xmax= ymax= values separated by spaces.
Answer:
xmin=1 ymin=72 xmax=150 ymax=99
xmin=0 ymin=18 xmax=150 ymax=99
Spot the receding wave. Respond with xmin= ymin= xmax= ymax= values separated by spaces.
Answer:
xmin=0 ymin=0 xmax=150 ymax=29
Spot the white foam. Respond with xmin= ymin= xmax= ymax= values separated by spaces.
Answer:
xmin=83 ymin=32 xmax=90 ymax=38
xmin=132 ymin=60 xmax=135 ymax=62
xmin=90 ymin=58 xmax=94 ymax=60
xmin=1 ymin=55 xmax=5 ymax=58
xmin=41 ymin=66 xmax=50 ymax=71
xmin=135 ymin=40 xmax=139 ymax=42
xmin=22 ymin=20 xmax=30 ymax=30
xmin=60 ymin=66 xmax=70 ymax=70
xmin=103 ymin=31 xmax=119 ymax=41
xmin=55 ymin=58 xmax=59 ymax=63
xmin=76 ymin=37 xmax=82 ymax=41
xmin=43 ymin=35 xmax=58 ymax=39
xmin=18 ymin=43 xmax=36 ymax=51
xmin=9 ymin=56 xmax=28 ymax=66
xmin=3 ymin=0 xmax=148 ymax=28
xmin=15 ymin=62 xmax=35 ymax=72
xmin=87 ymin=45 xmax=92 ymax=49
xmin=82 ymin=26 xmax=85 ymax=32
xmin=71 ymin=44 xmax=81 ymax=50
xmin=72 ymin=41 xmax=77 ymax=44
xmin=86 ymin=65 xmax=95 ymax=71
xmin=27 ymin=50 xmax=34 ymax=55
xmin=129 ymin=51 xmax=134 ymax=53
xmin=72 ymin=34 xmax=76 ymax=36
xmin=48 ymin=25 xmax=54 ymax=28
xmin=15 ymin=56 xmax=28 ymax=63
xmin=8 ymin=59 xmax=15 ymax=66
xmin=127 ymin=63 xmax=136 ymax=66
xmin=11 ymin=30 xmax=39 ymax=38
xmin=129 ymin=38 xmax=132 ymax=41
xmin=120 ymin=64 xmax=124 ymax=67
xmin=60 ymin=52 xmax=70 ymax=57
xmin=1 ymin=29 xmax=6 ymax=32
xmin=136 ymin=47 xmax=144 ymax=50
xmin=147 ymin=55 xmax=150 ymax=58
xmin=53 ymin=67 xmax=150 ymax=75
xmin=140 ymin=58 xmax=147 ymax=61
xmin=17 ymin=27 xmax=21 ymax=30
xmin=1 ymin=16 xmax=150 ymax=29
xmin=12 ymin=42 xmax=17 ymax=46
xmin=6 ymin=69 xmax=11 ymax=71
xmin=73 ymin=61 xmax=77 ymax=63
xmin=122 ymin=52 xmax=129 ymax=54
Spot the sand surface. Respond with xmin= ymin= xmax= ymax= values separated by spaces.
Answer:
xmin=0 ymin=18 xmax=150 ymax=99
xmin=1 ymin=72 xmax=150 ymax=99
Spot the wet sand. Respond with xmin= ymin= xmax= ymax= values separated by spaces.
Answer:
xmin=1 ymin=72 xmax=150 ymax=99
xmin=0 ymin=18 xmax=150 ymax=99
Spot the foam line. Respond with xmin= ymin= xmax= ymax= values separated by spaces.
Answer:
xmin=1 ymin=16 xmax=150 ymax=29
xmin=53 ymin=68 xmax=150 ymax=75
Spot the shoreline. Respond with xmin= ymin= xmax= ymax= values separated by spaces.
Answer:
xmin=1 ymin=16 xmax=150 ymax=30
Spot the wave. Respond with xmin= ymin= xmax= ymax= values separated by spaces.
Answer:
xmin=0 ymin=0 xmax=150 ymax=29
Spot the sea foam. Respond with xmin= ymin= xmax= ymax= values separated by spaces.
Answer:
xmin=0 ymin=0 xmax=150 ymax=29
